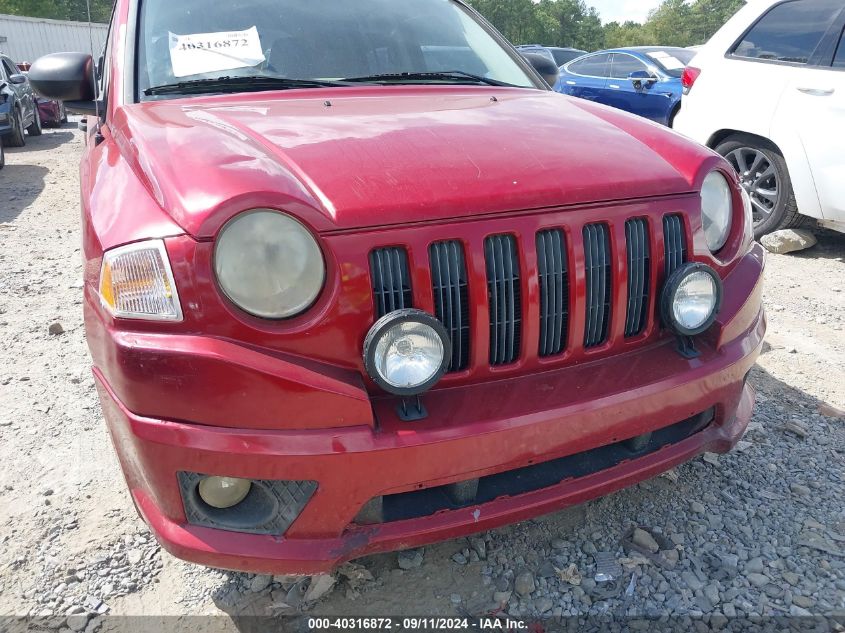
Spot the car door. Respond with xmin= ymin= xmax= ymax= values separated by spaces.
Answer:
xmin=605 ymin=53 xmax=673 ymax=123
xmin=1 ymin=57 xmax=32 ymax=122
xmin=559 ymin=53 xmax=610 ymax=102
xmin=776 ymin=16 xmax=845 ymax=222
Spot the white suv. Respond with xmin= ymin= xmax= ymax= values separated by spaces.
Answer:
xmin=674 ymin=0 xmax=845 ymax=238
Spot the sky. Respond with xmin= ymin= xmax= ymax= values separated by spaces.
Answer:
xmin=587 ymin=0 xmax=664 ymax=24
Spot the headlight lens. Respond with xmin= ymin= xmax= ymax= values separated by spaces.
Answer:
xmin=363 ymin=309 xmax=451 ymax=396
xmin=701 ymin=171 xmax=733 ymax=252
xmin=661 ymin=263 xmax=722 ymax=336
xmin=99 ymin=240 xmax=182 ymax=321
xmin=214 ymin=210 xmax=325 ymax=319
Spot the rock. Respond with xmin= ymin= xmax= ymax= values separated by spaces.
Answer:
xmin=745 ymin=557 xmax=765 ymax=574
xmin=451 ymin=552 xmax=467 ymax=565
xmin=790 ymin=605 xmax=813 ymax=617
xmin=782 ymin=571 xmax=801 ymax=586
xmin=66 ymin=614 xmax=90 ymax=632
xmin=790 ymin=483 xmax=811 ymax=497
xmin=535 ymin=597 xmax=553 ymax=613
xmin=719 ymin=553 xmax=739 ymax=574
xmin=631 ymin=528 xmax=660 ymax=553
xmin=469 ymin=537 xmax=487 ymax=560
xmin=450 ymin=593 xmax=461 ymax=605
xmin=126 ymin=549 xmax=142 ymax=565
xmin=760 ymin=229 xmax=817 ymax=255
xmin=792 ymin=595 xmax=814 ymax=608
xmin=550 ymin=538 xmax=567 ymax=550
xmin=514 ymin=571 xmax=536 ymax=597
xmin=48 ymin=322 xmax=65 ymax=336
xmin=690 ymin=501 xmax=706 ymax=514
xmin=681 ymin=571 xmax=703 ymax=592
xmin=704 ymin=582 xmax=721 ymax=605
xmin=304 ymin=575 xmax=335 ymax=602
xmin=493 ymin=590 xmax=512 ymax=605
xmin=249 ymin=574 xmax=272 ymax=593
xmin=746 ymin=573 xmax=770 ymax=588
xmin=397 ymin=549 xmax=424 ymax=570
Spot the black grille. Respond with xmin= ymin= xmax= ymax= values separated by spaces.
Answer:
xmin=624 ymin=218 xmax=651 ymax=337
xmin=536 ymin=229 xmax=569 ymax=357
xmin=369 ymin=247 xmax=412 ymax=318
xmin=583 ymin=224 xmax=612 ymax=348
xmin=485 ymin=235 xmax=522 ymax=366
xmin=430 ymin=241 xmax=470 ymax=372
xmin=663 ymin=214 xmax=687 ymax=278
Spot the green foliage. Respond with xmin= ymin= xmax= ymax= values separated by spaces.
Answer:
xmin=470 ymin=0 xmax=745 ymax=51
xmin=0 ymin=0 xmax=111 ymax=22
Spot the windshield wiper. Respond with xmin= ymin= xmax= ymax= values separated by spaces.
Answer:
xmin=144 ymin=75 xmax=353 ymax=96
xmin=341 ymin=70 xmax=513 ymax=87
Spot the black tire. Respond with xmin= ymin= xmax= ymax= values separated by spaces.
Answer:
xmin=0 ymin=136 xmax=5 ymax=170
xmin=6 ymin=107 xmax=26 ymax=147
xmin=26 ymin=106 xmax=43 ymax=137
xmin=60 ymin=103 xmax=68 ymax=124
xmin=668 ymin=104 xmax=681 ymax=129
xmin=714 ymin=134 xmax=803 ymax=239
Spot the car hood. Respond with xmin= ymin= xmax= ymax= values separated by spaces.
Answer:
xmin=113 ymin=86 xmax=710 ymax=237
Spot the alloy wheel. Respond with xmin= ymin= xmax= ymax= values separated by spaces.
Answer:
xmin=724 ymin=147 xmax=779 ymax=226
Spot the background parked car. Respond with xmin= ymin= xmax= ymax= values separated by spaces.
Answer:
xmin=555 ymin=47 xmax=696 ymax=127
xmin=0 ymin=52 xmax=42 ymax=146
xmin=516 ymin=44 xmax=587 ymax=66
xmin=674 ymin=0 xmax=845 ymax=238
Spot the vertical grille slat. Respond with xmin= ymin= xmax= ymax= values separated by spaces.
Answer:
xmin=663 ymin=214 xmax=687 ymax=278
xmin=537 ymin=229 xmax=569 ymax=357
xmin=430 ymin=241 xmax=470 ymax=372
xmin=369 ymin=247 xmax=412 ymax=318
xmin=485 ymin=235 xmax=521 ymax=366
xmin=583 ymin=224 xmax=611 ymax=348
xmin=625 ymin=218 xmax=651 ymax=337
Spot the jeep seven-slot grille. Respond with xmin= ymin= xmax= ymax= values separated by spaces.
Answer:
xmin=367 ymin=213 xmax=687 ymax=378
xmin=625 ymin=218 xmax=651 ymax=337
xmin=663 ymin=214 xmax=687 ymax=278
xmin=369 ymin=247 xmax=413 ymax=318
xmin=430 ymin=241 xmax=470 ymax=372
xmin=583 ymin=224 xmax=612 ymax=348
xmin=537 ymin=229 xmax=569 ymax=357
xmin=485 ymin=235 xmax=522 ymax=366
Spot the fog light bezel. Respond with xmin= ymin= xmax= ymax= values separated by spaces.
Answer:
xmin=363 ymin=308 xmax=451 ymax=397
xmin=660 ymin=262 xmax=723 ymax=337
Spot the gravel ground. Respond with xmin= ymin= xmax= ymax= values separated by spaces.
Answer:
xmin=0 ymin=124 xmax=843 ymax=631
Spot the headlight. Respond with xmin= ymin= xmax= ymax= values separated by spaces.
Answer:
xmin=363 ymin=309 xmax=450 ymax=396
xmin=197 ymin=476 xmax=251 ymax=509
xmin=214 ymin=210 xmax=325 ymax=319
xmin=660 ymin=263 xmax=722 ymax=336
xmin=99 ymin=240 xmax=182 ymax=321
xmin=701 ymin=171 xmax=733 ymax=252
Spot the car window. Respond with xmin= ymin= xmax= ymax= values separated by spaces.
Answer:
xmin=610 ymin=54 xmax=648 ymax=79
xmin=2 ymin=58 xmax=17 ymax=78
xmin=137 ymin=0 xmax=536 ymax=97
xmin=732 ymin=0 xmax=843 ymax=64
xmin=643 ymin=49 xmax=695 ymax=77
xmin=835 ymin=27 xmax=845 ymax=68
xmin=551 ymin=49 xmax=584 ymax=66
xmin=568 ymin=53 xmax=611 ymax=77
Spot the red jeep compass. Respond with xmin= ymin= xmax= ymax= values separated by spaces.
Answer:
xmin=30 ymin=0 xmax=765 ymax=575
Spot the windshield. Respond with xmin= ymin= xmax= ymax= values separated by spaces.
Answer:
xmin=137 ymin=0 xmax=537 ymax=97
xmin=642 ymin=48 xmax=695 ymax=78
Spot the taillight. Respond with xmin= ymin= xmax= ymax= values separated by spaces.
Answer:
xmin=682 ymin=67 xmax=701 ymax=95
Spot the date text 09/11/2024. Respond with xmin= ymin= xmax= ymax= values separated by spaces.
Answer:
xmin=307 ymin=618 xmax=530 ymax=630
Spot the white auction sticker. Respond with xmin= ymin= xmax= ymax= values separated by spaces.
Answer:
xmin=169 ymin=27 xmax=265 ymax=78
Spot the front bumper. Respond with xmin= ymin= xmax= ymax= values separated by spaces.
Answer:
xmin=90 ymin=245 xmax=765 ymax=574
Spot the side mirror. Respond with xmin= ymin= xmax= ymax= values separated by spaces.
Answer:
xmin=628 ymin=70 xmax=657 ymax=90
xmin=9 ymin=73 xmax=27 ymax=85
xmin=29 ymin=52 xmax=98 ymax=115
xmin=522 ymin=52 xmax=560 ymax=87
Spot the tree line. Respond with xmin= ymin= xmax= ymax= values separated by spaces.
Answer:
xmin=469 ymin=0 xmax=746 ymax=51
xmin=1 ymin=0 xmax=744 ymax=51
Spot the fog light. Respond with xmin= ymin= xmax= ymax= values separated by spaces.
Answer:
xmin=363 ymin=309 xmax=450 ymax=396
xmin=661 ymin=263 xmax=722 ymax=336
xmin=198 ymin=476 xmax=251 ymax=509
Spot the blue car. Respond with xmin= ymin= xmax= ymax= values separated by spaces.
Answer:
xmin=555 ymin=47 xmax=696 ymax=127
